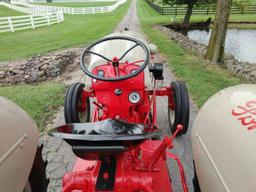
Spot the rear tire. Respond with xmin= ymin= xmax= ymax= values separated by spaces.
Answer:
xmin=24 ymin=145 xmax=49 ymax=192
xmin=193 ymin=161 xmax=201 ymax=192
xmin=64 ymin=83 xmax=90 ymax=123
xmin=168 ymin=81 xmax=190 ymax=136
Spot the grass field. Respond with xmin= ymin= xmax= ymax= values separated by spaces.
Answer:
xmin=0 ymin=0 xmax=131 ymax=62
xmin=33 ymin=2 xmax=115 ymax=7
xmin=0 ymin=5 xmax=25 ymax=17
xmin=137 ymin=0 xmax=245 ymax=107
xmin=0 ymin=83 xmax=65 ymax=130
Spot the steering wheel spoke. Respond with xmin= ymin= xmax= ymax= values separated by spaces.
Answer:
xmin=84 ymin=50 xmax=112 ymax=62
xmin=119 ymin=43 xmax=140 ymax=61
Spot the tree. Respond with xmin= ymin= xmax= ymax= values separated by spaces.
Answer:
xmin=162 ymin=0 xmax=213 ymax=27
xmin=205 ymin=0 xmax=232 ymax=65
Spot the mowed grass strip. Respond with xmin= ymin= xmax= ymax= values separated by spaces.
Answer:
xmin=0 ymin=5 xmax=25 ymax=17
xmin=33 ymin=2 xmax=115 ymax=7
xmin=137 ymin=0 xmax=245 ymax=107
xmin=0 ymin=83 xmax=65 ymax=130
xmin=0 ymin=0 xmax=131 ymax=62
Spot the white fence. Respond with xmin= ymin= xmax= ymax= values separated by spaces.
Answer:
xmin=25 ymin=0 xmax=117 ymax=2
xmin=0 ymin=2 xmax=64 ymax=33
xmin=51 ymin=0 xmax=117 ymax=2
xmin=0 ymin=1 xmax=58 ymax=15
xmin=13 ymin=0 xmax=127 ymax=14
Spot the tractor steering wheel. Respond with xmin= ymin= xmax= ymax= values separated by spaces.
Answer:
xmin=80 ymin=36 xmax=150 ymax=81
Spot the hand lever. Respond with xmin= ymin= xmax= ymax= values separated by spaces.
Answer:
xmin=112 ymin=57 xmax=119 ymax=77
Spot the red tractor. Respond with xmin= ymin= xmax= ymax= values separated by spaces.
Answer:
xmin=50 ymin=31 xmax=190 ymax=192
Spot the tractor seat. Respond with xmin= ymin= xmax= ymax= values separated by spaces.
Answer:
xmin=49 ymin=119 xmax=161 ymax=160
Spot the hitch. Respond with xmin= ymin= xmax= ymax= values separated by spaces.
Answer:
xmin=142 ymin=124 xmax=189 ymax=192
xmin=144 ymin=124 xmax=184 ymax=170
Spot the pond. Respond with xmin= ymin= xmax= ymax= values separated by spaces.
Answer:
xmin=186 ymin=29 xmax=256 ymax=64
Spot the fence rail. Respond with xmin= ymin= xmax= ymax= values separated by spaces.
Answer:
xmin=0 ymin=1 xmax=59 ymax=15
xmin=0 ymin=4 xmax=64 ymax=33
xmin=51 ymin=0 xmax=117 ymax=2
xmin=146 ymin=0 xmax=256 ymax=15
xmin=11 ymin=0 xmax=127 ymax=14
xmin=15 ymin=0 xmax=117 ymax=2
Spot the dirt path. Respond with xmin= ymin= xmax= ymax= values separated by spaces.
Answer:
xmin=117 ymin=0 xmax=198 ymax=191
xmin=42 ymin=0 xmax=198 ymax=191
xmin=115 ymin=0 xmax=142 ymax=33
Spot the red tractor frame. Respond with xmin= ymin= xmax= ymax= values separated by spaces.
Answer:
xmin=50 ymin=34 xmax=190 ymax=192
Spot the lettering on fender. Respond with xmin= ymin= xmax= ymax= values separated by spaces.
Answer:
xmin=232 ymin=100 xmax=256 ymax=131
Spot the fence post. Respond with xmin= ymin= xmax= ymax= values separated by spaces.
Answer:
xmin=56 ymin=11 xmax=60 ymax=23
xmin=207 ymin=6 xmax=209 ymax=15
xmin=175 ymin=6 xmax=177 ymax=16
xmin=47 ymin=15 xmax=50 ymax=26
xmin=30 ymin=15 xmax=35 ymax=29
xmin=8 ymin=17 xmax=14 ymax=32
xmin=60 ymin=11 xmax=63 ymax=22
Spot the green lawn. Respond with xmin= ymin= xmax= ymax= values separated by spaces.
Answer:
xmin=33 ymin=2 xmax=115 ymax=7
xmin=137 ymin=0 xmax=245 ymax=107
xmin=0 ymin=5 xmax=25 ymax=17
xmin=0 ymin=83 xmax=65 ymax=130
xmin=0 ymin=0 xmax=130 ymax=62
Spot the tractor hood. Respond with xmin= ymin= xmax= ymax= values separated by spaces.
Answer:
xmin=0 ymin=97 xmax=39 ymax=192
xmin=191 ymin=84 xmax=256 ymax=192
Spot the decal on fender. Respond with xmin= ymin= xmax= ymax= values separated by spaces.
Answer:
xmin=232 ymin=100 xmax=256 ymax=131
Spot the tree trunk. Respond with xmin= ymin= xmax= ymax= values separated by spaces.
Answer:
xmin=182 ymin=1 xmax=195 ymax=27
xmin=205 ymin=0 xmax=232 ymax=65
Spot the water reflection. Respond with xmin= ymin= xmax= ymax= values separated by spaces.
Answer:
xmin=186 ymin=29 xmax=256 ymax=64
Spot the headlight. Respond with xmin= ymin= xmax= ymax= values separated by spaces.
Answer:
xmin=129 ymin=92 xmax=141 ymax=104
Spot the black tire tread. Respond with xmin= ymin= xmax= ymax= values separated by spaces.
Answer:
xmin=169 ymin=81 xmax=190 ymax=136
xmin=180 ymin=82 xmax=190 ymax=133
xmin=64 ymin=83 xmax=90 ymax=123
xmin=64 ymin=83 xmax=79 ymax=123
xmin=28 ymin=144 xmax=49 ymax=192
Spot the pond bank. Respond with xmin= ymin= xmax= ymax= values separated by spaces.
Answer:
xmin=184 ymin=29 xmax=256 ymax=64
xmin=155 ymin=25 xmax=256 ymax=84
